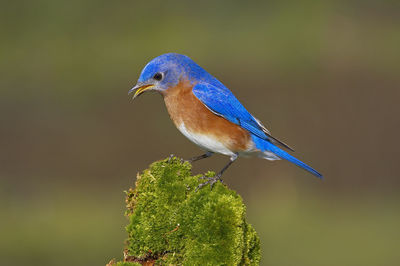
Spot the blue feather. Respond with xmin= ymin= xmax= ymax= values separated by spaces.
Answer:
xmin=252 ymin=135 xmax=322 ymax=178
xmin=192 ymin=82 xmax=322 ymax=179
xmin=192 ymin=83 xmax=268 ymax=140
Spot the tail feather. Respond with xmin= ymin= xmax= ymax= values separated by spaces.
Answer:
xmin=253 ymin=136 xmax=323 ymax=178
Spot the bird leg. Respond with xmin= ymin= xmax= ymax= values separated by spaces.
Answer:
xmin=196 ymin=154 xmax=238 ymax=191
xmin=185 ymin=151 xmax=213 ymax=163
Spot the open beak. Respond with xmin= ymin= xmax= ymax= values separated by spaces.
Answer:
xmin=129 ymin=83 xmax=154 ymax=100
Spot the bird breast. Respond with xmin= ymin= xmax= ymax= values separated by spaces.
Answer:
xmin=162 ymin=80 xmax=254 ymax=155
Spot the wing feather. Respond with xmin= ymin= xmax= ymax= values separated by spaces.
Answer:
xmin=192 ymin=82 xmax=294 ymax=151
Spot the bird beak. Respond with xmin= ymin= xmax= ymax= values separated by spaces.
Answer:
xmin=129 ymin=83 xmax=154 ymax=100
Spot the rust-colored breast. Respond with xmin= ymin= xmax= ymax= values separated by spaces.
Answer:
xmin=162 ymin=80 xmax=252 ymax=152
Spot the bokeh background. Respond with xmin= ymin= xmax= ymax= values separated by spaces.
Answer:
xmin=1 ymin=0 xmax=399 ymax=265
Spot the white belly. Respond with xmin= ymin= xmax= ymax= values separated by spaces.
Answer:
xmin=177 ymin=123 xmax=235 ymax=156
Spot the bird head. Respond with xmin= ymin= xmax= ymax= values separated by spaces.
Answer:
xmin=129 ymin=53 xmax=209 ymax=99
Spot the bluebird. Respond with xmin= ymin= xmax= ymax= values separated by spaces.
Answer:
xmin=129 ymin=53 xmax=322 ymax=189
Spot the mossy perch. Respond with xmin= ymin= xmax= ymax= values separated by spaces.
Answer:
xmin=108 ymin=156 xmax=260 ymax=265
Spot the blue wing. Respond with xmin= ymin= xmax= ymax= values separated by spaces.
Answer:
xmin=192 ymin=82 xmax=294 ymax=151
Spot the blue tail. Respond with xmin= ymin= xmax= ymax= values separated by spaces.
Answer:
xmin=253 ymin=136 xmax=323 ymax=179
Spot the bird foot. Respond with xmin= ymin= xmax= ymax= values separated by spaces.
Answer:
xmin=168 ymin=154 xmax=190 ymax=164
xmin=196 ymin=175 xmax=223 ymax=191
xmin=180 ymin=158 xmax=189 ymax=164
xmin=168 ymin=154 xmax=176 ymax=163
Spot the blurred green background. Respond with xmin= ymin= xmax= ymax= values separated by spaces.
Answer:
xmin=1 ymin=0 xmax=399 ymax=265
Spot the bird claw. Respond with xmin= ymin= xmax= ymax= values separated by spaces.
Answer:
xmin=168 ymin=154 xmax=175 ymax=163
xmin=168 ymin=154 xmax=190 ymax=164
xmin=195 ymin=175 xmax=223 ymax=191
xmin=180 ymin=158 xmax=190 ymax=164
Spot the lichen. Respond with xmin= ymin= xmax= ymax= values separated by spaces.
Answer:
xmin=109 ymin=156 xmax=260 ymax=265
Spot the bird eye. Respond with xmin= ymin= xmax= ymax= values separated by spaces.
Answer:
xmin=153 ymin=72 xmax=163 ymax=81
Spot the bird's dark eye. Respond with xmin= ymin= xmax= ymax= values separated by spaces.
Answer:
xmin=153 ymin=72 xmax=163 ymax=81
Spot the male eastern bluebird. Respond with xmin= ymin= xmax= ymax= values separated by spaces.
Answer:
xmin=129 ymin=53 xmax=322 ymax=189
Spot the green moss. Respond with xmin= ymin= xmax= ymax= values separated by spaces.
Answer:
xmin=111 ymin=157 xmax=260 ymax=265
xmin=115 ymin=262 xmax=141 ymax=266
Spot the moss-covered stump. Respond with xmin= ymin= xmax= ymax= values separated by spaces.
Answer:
xmin=109 ymin=156 xmax=260 ymax=265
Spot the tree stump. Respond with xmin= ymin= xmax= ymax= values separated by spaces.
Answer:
xmin=108 ymin=156 xmax=260 ymax=265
